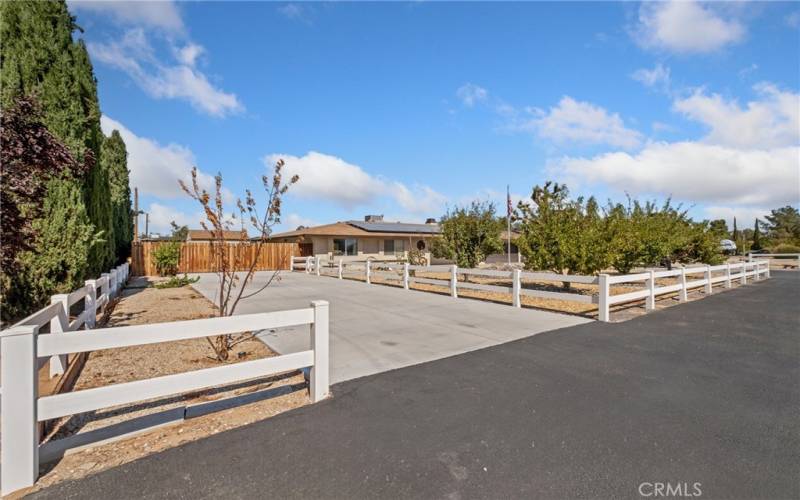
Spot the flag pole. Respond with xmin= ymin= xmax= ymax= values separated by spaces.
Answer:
xmin=507 ymin=185 xmax=511 ymax=266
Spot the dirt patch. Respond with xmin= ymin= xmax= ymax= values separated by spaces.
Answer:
xmin=30 ymin=277 xmax=310 ymax=494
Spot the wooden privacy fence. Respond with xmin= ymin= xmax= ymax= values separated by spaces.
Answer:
xmin=131 ymin=241 xmax=298 ymax=276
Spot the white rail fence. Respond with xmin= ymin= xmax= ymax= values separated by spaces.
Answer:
xmin=1 ymin=262 xmax=129 ymax=381
xmin=597 ymin=261 xmax=768 ymax=322
xmin=0 ymin=299 xmax=330 ymax=495
xmin=298 ymin=257 xmax=770 ymax=323
xmin=747 ymin=252 xmax=800 ymax=267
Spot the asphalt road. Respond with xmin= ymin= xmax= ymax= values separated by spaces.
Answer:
xmin=32 ymin=272 xmax=799 ymax=499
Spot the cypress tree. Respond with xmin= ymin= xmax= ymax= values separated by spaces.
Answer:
xmin=0 ymin=0 xmax=123 ymax=319
xmin=19 ymin=179 xmax=97 ymax=313
xmin=732 ymin=217 xmax=739 ymax=253
xmin=1 ymin=0 xmax=117 ymax=274
xmin=752 ymin=219 xmax=762 ymax=251
xmin=102 ymin=130 xmax=133 ymax=262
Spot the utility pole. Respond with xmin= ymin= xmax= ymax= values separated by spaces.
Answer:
xmin=133 ymin=187 xmax=139 ymax=242
xmin=145 ymin=213 xmax=149 ymax=239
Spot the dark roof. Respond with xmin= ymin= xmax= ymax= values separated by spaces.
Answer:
xmin=346 ymin=220 xmax=441 ymax=234
xmin=187 ymin=229 xmax=248 ymax=241
xmin=270 ymin=221 xmax=441 ymax=239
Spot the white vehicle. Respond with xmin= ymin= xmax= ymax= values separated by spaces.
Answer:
xmin=720 ymin=239 xmax=737 ymax=254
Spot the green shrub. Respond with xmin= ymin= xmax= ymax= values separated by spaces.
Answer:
xmin=151 ymin=241 xmax=181 ymax=276
xmin=769 ymin=244 xmax=800 ymax=254
xmin=432 ymin=201 xmax=503 ymax=268
xmin=155 ymin=274 xmax=199 ymax=289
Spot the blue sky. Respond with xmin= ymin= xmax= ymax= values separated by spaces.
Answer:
xmin=69 ymin=1 xmax=799 ymax=235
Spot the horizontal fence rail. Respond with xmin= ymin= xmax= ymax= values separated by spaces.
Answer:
xmin=296 ymin=257 xmax=771 ymax=323
xmin=0 ymin=300 xmax=329 ymax=496
xmin=597 ymin=261 xmax=769 ymax=321
xmin=131 ymin=241 xmax=297 ymax=276
xmin=747 ymin=252 xmax=800 ymax=267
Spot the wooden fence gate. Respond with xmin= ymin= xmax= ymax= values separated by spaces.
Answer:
xmin=131 ymin=241 xmax=298 ymax=276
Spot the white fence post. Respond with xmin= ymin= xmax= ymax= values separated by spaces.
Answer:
xmin=338 ymin=260 xmax=343 ymax=280
xmin=645 ymin=270 xmax=655 ymax=311
xmin=766 ymin=260 xmax=772 ymax=279
xmin=742 ymin=263 xmax=748 ymax=285
xmin=1 ymin=325 xmax=39 ymax=496
xmin=679 ymin=267 xmax=688 ymax=302
xmin=309 ymin=300 xmax=330 ymax=403
xmin=724 ymin=263 xmax=732 ymax=288
xmin=49 ymin=293 xmax=69 ymax=377
xmin=403 ymin=262 xmax=409 ymax=290
xmin=101 ymin=273 xmax=110 ymax=301
xmin=598 ymin=274 xmax=610 ymax=322
xmin=704 ymin=265 xmax=712 ymax=294
xmin=366 ymin=260 xmax=371 ymax=285
xmin=305 ymin=256 xmax=312 ymax=274
xmin=85 ymin=279 xmax=97 ymax=329
xmin=109 ymin=269 xmax=118 ymax=297
xmin=315 ymin=256 xmax=321 ymax=276
xmin=512 ymin=269 xmax=521 ymax=308
xmin=450 ymin=264 xmax=458 ymax=298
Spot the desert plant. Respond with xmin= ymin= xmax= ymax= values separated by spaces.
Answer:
xmin=155 ymin=274 xmax=200 ymax=289
xmin=181 ymin=160 xmax=298 ymax=361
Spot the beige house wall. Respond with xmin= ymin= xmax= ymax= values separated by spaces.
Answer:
xmin=310 ymin=236 xmax=433 ymax=263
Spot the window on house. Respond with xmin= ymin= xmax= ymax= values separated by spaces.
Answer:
xmin=333 ymin=238 xmax=358 ymax=256
xmin=384 ymin=239 xmax=406 ymax=255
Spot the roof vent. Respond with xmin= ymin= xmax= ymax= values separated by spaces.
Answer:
xmin=425 ymin=218 xmax=437 ymax=224
xmin=365 ymin=214 xmax=384 ymax=222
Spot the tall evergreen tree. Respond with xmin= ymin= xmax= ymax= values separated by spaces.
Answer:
xmin=732 ymin=217 xmax=739 ymax=252
xmin=752 ymin=219 xmax=762 ymax=251
xmin=0 ymin=0 xmax=124 ymax=319
xmin=1 ymin=0 xmax=114 ymax=274
xmin=102 ymin=130 xmax=133 ymax=262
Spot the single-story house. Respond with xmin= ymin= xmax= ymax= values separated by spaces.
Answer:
xmin=269 ymin=215 xmax=440 ymax=263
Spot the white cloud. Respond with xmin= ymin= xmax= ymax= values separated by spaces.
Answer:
xmin=101 ymin=115 xmax=230 ymax=201
xmin=278 ymin=3 xmax=313 ymax=23
xmin=283 ymin=213 xmax=318 ymax=231
xmin=388 ymin=182 xmax=448 ymax=215
xmin=673 ymin=83 xmax=800 ymax=149
xmin=518 ymin=97 xmax=643 ymax=150
xmin=786 ymin=11 xmax=800 ymax=29
xmin=552 ymin=142 xmax=799 ymax=206
xmin=263 ymin=151 xmax=446 ymax=215
xmin=174 ymin=43 xmax=204 ymax=67
xmin=144 ymin=203 xmax=204 ymax=235
xmin=631 ymin=63 xmax=671 ymax=89
xmin=635 ymin=0 xmax=745 ymax=53
xmin=456 ymin=83 xmax=488 ymax=107
xmin=702 ymin=205 xmax=770 ymax=229
xmin=69 ymin=0 xmax=184 ymax=33
xmin=89 ymin=30 xmax=243 ymax=117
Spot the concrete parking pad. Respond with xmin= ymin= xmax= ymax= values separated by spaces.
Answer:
xmin=190 ymin=271 xmax=590 ymax=383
